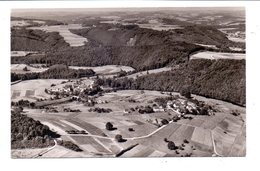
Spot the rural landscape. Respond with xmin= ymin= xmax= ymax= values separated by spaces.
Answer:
xmin=11 ymin=7 xmax=246 ymax=158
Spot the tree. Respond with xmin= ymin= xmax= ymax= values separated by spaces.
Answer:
xmin=128 ymin=128 xmax=134 ymax=132
xmin=167 ymin=141 xmax=176 ymax=150
xmin=23 ymin=66 xmax=29 ymax=71
xmin=161 ymin=119 xmax=169 ymax=125
xmin=106 ymin=122 xmax=113 ymax=130
xmin=180 ymin=87 xmax=191 ymax=98
xmin=115 ymin=134 xmax=123 ymax=142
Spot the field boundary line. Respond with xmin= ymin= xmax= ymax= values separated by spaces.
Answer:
xmin=210 ymin=130 xmax=223 ymax=157
xmin=228 ymin=122 xmax=246 ymax=156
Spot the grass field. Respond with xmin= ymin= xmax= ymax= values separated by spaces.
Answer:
xmin=11 ymin=64 xmax=48 ymax=74
xmin=11 ymin=79 xmax=67 ymax=101
xmin=28 ymin=24 xmax=88 ymax=46
xmin=190 ymin=51 xmax=245 ymax=60
xmin=70 ymin=65 xmax=135 ymax=74
xmin=125 ymin=67 xmax=172 ymax=79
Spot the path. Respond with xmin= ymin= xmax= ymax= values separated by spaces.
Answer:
xmin=210 ymin=130 xmax=223 ymax=157
xmin=32 ymin=139 xmax=57 ymax=158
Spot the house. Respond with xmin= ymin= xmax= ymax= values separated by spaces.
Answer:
xmin=153 ymin=106 xmax=164 ymax=112
xmin=124 ymin=109 xmax=130 ymax=113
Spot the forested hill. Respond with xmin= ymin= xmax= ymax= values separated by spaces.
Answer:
xmin=135 ymin=59 xmax=246 ymax=106
xmin=97 ymin=59 xmax=245 ymax=106
xmin=11 ymin=22 xmax=244 ymax=71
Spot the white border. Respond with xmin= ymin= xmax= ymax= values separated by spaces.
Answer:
xmin=1 ymin=1 xmax=260 ymax=171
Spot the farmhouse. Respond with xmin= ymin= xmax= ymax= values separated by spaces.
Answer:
xmin=153 ymin=106 xmax=165 ymax=112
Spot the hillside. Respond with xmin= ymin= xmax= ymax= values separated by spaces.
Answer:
xmin=11 ymin=22 xmax=243 ymax=71
xmin=135 ymin=59 xmax=246 ymax=106
xmin=97 ymin=59 xmax=245 ymax=106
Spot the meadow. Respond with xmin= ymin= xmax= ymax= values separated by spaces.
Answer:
xmin=190 ymin=51 xmax=246 ymax=60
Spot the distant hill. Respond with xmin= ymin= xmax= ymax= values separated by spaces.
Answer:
xmin=11 ymin=22 xmax=243 ymax=71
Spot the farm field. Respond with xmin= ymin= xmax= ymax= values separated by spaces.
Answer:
xmin=21 ymin=88 xmax=246 ymax=157
xmin=11 ymin=71 xmax=246 ymax=157
xmin=11 ymin=64 xmax=48 ymax=74
xmin=190 ymin=51 xmax=245 ymax=60
xmin=28 ymin=24 xmax=88 ymax=46
xmin=125 ymin=67 xmax=172 ymax=79
xmin=11 ymin=51 xmax=39 ymax=57
xmin=11 ymin=79 xmax=68 ymax=101
xmin=70 ymin=65 xmax=135 ymax=74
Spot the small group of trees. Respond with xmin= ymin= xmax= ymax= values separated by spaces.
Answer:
xmin=88 ymin=107 xmax=112 ymax=113
xmin=57 ymin=140 xmax=83 ymax=152
xmin=136 ymin=105 xmax=154 ymax=114
xmin=65 ymin=130 xmax=87 ymax=134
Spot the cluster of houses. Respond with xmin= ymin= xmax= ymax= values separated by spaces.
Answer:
xmin=45 ymin=79 xmax=94 ymax=97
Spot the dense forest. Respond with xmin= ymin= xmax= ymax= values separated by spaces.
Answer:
xmin=11 ymin=64 xmax=95 ymax=82
xmin=11 ymin=108 xmax=60 ymax=149
xmin=96 ymin=59 xmax=245 ymax=106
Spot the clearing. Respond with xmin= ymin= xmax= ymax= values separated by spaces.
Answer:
xmin=190 ymin=51 xmax=245 ymax=60
xmin=28 ymin=24 xmax=88 ymax=46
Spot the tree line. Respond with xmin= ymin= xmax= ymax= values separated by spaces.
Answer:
xmin=11 ymin=64 xmax=95 ymax=82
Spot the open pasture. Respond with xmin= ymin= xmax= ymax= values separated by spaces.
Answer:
xmin=11 ymin=64 xmax=48 ymax=74
xmin=191 ymin=127 xmax=212 ymax=148
xmin=190 ymin=51 xmax=245 ymax=60
xmin=11 ymin=79 xmax=67 ymax=101
xmin=39 ymin=145 xmax=91 ymax=158
xmin=11 ymin=147 xmax=49 ymax=158
xmin=227 ymin=36 xmax=245 ymax=43
xmin=28 ymin=24 xmax=88 ymax=47
xmin=102 ymin=90 xmax=170 ymax=103
xmin=125 ymin=67 xmax=172 ymax=79
xmin=200 ymin=114 xmax=226 ymax=130
xmin=65 ymin=118 xmax=106 ymax=136
xmin=137 ymin=23 xmax=183 ymax=31
xmin=70 ymin=65 xmax=135 ymax=74
xmin=211 ymin=115 xmax=245 ymax=156
xmin=11 ymin=51 xmax=38 ymax=57
xmin=71 ymin=136 xmax=111 ymax=153
xmin=187 ymin=118 xmax=204 ymax=127
xmin=11 ymin=20 xmax=30 ymax=27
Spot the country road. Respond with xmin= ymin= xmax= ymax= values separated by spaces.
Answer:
xmin=32 ymin=139 xmax=57 ymax=158
xmin=210 ymin=130 xmax=223 ymax=157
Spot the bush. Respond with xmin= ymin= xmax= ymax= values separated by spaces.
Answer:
xmin=106 ymin=122 xmax=113 ymax=131
xmin=167 ymin=141 xmax=176 ymax=150
xmin=115 ymin=134 xmax=123 ymax=142
xmin=57 ymin=140 xmax=82 ymax=152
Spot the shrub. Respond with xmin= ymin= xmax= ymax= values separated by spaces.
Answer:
xmin=106 ymin=122 xmax=113 ymax=130
xmin=167 ymin=141 xmax=176 ymax=150
xmin=115 ymin=134 xmax=123 ymax=142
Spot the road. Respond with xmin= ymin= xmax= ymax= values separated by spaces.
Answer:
xmin=210 ymin=130 xmax=223 ymax=157
xmin=32 ymin=139 xmax=57 ymax=158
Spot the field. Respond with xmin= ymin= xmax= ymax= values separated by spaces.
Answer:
xmin=17 ymin=86 xmax=246 ymax=157
xmin=190 ymin=51 xmax=245 ymax=60
xmin=124 ymin=67 xmax=172 ymax=79
xmin=11 ymin=64 xmax=48 ymax=74
xmin=11 ymin=51 xmax=39 ymax=57
xmin=11 ymin=79 xmax=67 ymax=101
xmin=28 ymin=24 xmax=88 ymax=46
xmin=69 ymin=65 xmax=135 ymax=74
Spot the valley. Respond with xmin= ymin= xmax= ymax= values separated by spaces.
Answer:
xmin=10 ymin=7 xmax=246 ymax=158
